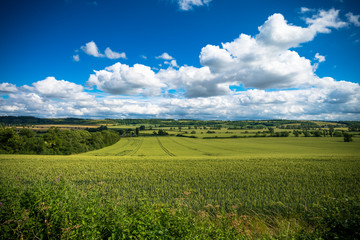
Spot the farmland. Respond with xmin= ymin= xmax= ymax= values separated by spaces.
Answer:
xmin=1 ymin=133 xmax=360 ymax=239
xmin=82 ymin=136 xmax=360 ymax=157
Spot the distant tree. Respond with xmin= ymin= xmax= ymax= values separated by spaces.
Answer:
xmin=333 ymin=131 xmax=343 ymax=137
xmin=293 ymin=130 xmax=300 ymax=137
xmin=280 ymin=131 xmax=290 ymax=137
xmin=268 ymin=127 xmax=274 ymax=135
xmin=19 ymin=128 xmax=36 ymax=138
xmin=313 ymin=130 xmax=322 ymax=137
xmin=135 ymin=128 xmax=139 ymax=136
xmin=157 ymin=129 xmax=168 ymax=136
xmin=328 ymin=126 xmax=335 ymax=137
xmin=343 ymin=133 xmax=353 ymax=142
xmin=139 ymin=125 xmax=146 ymax=130
xmin=303 ymin=130 xmax=311 ymax=137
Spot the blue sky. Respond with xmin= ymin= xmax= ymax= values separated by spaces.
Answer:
xmin=0 ymin=0 xmax=360 ymax=120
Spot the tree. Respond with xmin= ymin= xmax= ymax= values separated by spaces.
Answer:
xmin=268 ymin=127 xmax=274 ymax=135
xmin=135 ymin=128 xmax=139 ymax=136
xmin=313 ymin=130 xmax=322 ymax=137
xmin=328 ymin=125 xmax=335 ymax=137
xmin=157 ymin=129 xmax=168 ymax=136
xmin=343 ymin=133 xmax=353 ymax=142
xmin=303 ymin=130 xmax=311 ymax=137
xmin=293 ymin=130 xmax=300 ymax=137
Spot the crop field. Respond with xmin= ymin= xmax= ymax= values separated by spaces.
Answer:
xmin=82 ymin=136 xmax=360 ymax=157
xmin=1 ymin=136 xmax=360 ymax=239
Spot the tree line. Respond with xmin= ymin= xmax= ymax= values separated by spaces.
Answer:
xmin=0 ymin=127 xmax=120 ymax=155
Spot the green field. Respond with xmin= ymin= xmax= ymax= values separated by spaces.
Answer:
xmin=81 ymin=136 xmax=360 ymax=157
xmin=1 ymin=136 xmax=360 ymax=239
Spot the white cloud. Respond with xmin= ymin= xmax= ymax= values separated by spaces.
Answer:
xmin=73 ymin=54 xmax=80 ymax=62
xmin=81 ymin=41 xmax=104 ymax=57
xmin=198 ymin=34 xmax=315 ymax=90
xmin=313 ymin=53 xmax=326 ymax=71
xmin=178 ymin=0 xmax=212 ymax=11
xmin=105 ymin=47 xmax=126 ymax=59
xmin=156 ymin=52 xmax=174 ymax=60
xmin=1 ymin=76 xmax=359 ymax=120
xmin=158 ymin=65 xmax=229 ymax=98
xmin=315 ymin=53 xmax=325 ymax=63
xmin=300 ymin=7 xmax=313 ymax=13
xmin=32 ymin=77 xmax=85 ymax=99
xmin=87 ymin=62 xmax=166 ymax=96
xmin=80 ymin=41 xmax=127 ymax=60
xmin=305 ymin=9 xmax=348 ymax=33
xmin=164 ymin=60 xmax=179 ymax=68
xmin=346 ymin=12 xmax=360 ymax=27
xmin=0 ymin=83 xmax=17 ymax=93
xmin=184 ymin=9 xmax=347 ymax=92
xmin=257 ymin=9 xmax=347 ymax=50
xmin=1 ymin=9 xmax=359 ymax=120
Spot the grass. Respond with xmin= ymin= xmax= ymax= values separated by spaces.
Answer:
xmin=1 ymin=136 xmax=360 ymax=239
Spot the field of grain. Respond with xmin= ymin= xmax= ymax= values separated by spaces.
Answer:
xmin=81 ymin=136 xmax=360 ymax=157
xmin=1 ymin=136 xmax=359 ymax=239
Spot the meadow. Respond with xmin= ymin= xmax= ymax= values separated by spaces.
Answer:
xmin=1 ymin=135 xmax=360 ymax=239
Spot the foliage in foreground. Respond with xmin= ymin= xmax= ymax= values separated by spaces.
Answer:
xmin=1 ymin=175 xmax=359 ymax=239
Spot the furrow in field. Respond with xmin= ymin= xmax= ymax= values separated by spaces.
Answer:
xmin=167 ymin=137 xmax=212 ymax=155
xmin=130 ymin=138 xmax=143 ymax=156
xmin=156 ymin=137 xmax=175 ymax=156
xmin=183 ymin=138 xmax=241 ymax=154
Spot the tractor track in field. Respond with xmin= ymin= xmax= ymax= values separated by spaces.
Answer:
xmin=184 ymin=137 xmax=235 ymax=152
xmin=114 ymin=139 xmax=132 ymax=155
xmin=167 ymin=137 xmax=211 ymax=155
xmin=130 ymin=138 xmax=143 ymax=156
xmin=157 ymin=137 xmax=175 ymax=157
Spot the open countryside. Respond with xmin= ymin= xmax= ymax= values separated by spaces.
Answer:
xmin=1 ymin=118 xmax=360 ymax=239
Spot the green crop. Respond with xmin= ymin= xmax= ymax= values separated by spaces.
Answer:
xmin=1 ymin=136 xmax=359 ymax=239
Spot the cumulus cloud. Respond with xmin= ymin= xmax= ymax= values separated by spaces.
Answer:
xmin=178 ymin=0 xmax=212 ymax=11
xmin=1 ymin=9 xmax=359 ymax=120
xmin=156 ymin=52 xmax=174 ymax=60
xmin=0 ymin=83 xmax=17 ymax=93
xmin=105 ymin=47 xmax=126 ymax=59
xmin=80 ymin=41 xmax=126 ymax=60
xmin=164 ymin=60 xmax=179 ymax=68
xmin=346 ymin=12 xmax=360 ymax=27
xmin=31 ymin=77 xmax=86 ymax=99
xmin=158 ymin=65 xmax=230 ymax=98
xmin=305 ymin=9 xmax=348 ymax=33
xmin=257 ymin=9 xmax=347 ymax=50
xmin=87 ymin=62 xmax=166 ymax=96
xmin=315 ymin=53 xmax=325 ymax=63
xmin=73 ymin=54 xmax=80 ymax=62
xmin=1 ymin=76 xmax=359 ymax=120
xmin=178 ymin=9 xmax=348 ymax=92
xmin=81 ymin=41 xmax=104 ymax=57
